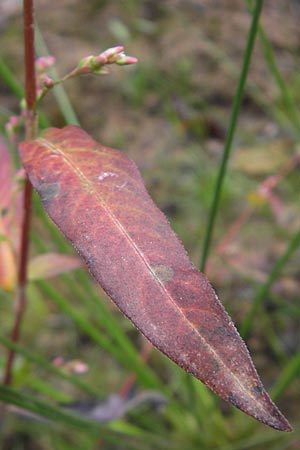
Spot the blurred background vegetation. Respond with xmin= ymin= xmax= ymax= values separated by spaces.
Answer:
xmin=0 ymin=1 xmax=300 ymax=449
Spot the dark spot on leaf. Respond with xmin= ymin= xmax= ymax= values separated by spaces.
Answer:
xmin=212 ymin=358 xmax=220 ymax=373
xmin=1 ymin=207 xmax=8 ymax=217
xmin=151 ymin=264 xmax=174 ymax=284
xmin=202 ymin=325 xmax=238 ymax=344
xmin=253 ymin=385 xmax=264 ymax=396
xmin=228 ymin=393 xmax=240 ymax=407
xmin=38 ymin=182 xmax=61 ymax=202
xmin=215 ymin=325 xmax=237 ymax=338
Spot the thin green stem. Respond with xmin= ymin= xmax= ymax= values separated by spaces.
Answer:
xmin=245 ymin=0 xmax=300 ymax=132
xmin=37 ymin=279 xmax=161 ymax=390
xmin=195 ymin=31 xmax=295 ymax=134
xmin=271 ymin=352 xmax=300 ymax=401
xmin=258 ymin=27 xmax=300 ymax=131
xmin=199 ymin=0 xmax=264 ymax=272
xmin=240 ymin=228 xmax=300 ymax=339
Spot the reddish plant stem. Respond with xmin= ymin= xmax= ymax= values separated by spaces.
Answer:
xmin=3 ymin=0 xmax=37 ymax=386
xmin=24 ymin=0 xmax=37 ymax=112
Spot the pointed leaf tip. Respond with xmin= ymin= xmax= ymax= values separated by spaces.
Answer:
xmin=18 ymin=126 xmax=291 ymax=431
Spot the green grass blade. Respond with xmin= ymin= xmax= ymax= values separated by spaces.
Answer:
xmin=0 ymin=58 xmax=50 ymax=129
xmin=35 ymin=25 xmax=81 ymax=126
xmin=0 ymin=334 xmax=100 ymax=397
xmin=37 ymin=279 xmax=161 ymax=389
xmin=27 ymin=377 xmax=72 ymax=403
xmin=0 ymin=386 xmax=172 ymax=450
xmin=195 ymin=31 xmax=295 ymax=133
xmin=200 ymin=0 xmax=264 ymax=272
xmin=0 ymin=40 xmax=78 ymax=129
xmin=269 ymin=293 xmax=300 ymax=317
xmin=245 ymin=0 xmax=300 ymax=131
xmin=0 ymin=385 xmax=103 ymax=435
xmin=240 ymin=228 xmax=300 ymax=338
xmin=0 ymin=58 xmax=24 ymax=99
xmin=271 ymin=352 xmax=300 ymax=401
xmin=217 ymin=431 xmax=291 ymax=450
xmin=258 ymin=27 xmax=300 ymax=131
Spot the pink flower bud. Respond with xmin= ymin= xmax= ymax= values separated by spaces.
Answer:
xmin=5 ymin=115 xmax=22 ymax=142
xmin=92 ymin=66 xmax=110 ymax=75
xmin=92 ymin=54 xmax=109 ymax=68
xmin=52 ymin=356 xmax=65 ymax=367
xmin=65 ymin=46 xmax=138 ymax=80
xmin=10 ymin=116 xmax=19 ymax=126
xmin=116 ymin=54 xmax=138 ymax=65
xmin=42 ymin=76 xmax=55 ymax=88
xmin=35 ymin=55 xmax=56 ymax=72
xmin=100 ymin=46 xmax=124 ymax=63
xmin=77 ymin=55 xmax=94 ymax=69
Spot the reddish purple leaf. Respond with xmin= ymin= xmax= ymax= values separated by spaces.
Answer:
xmin=0 ymin=136 xmax=24 ymax=243
xmin=0 ymin=137 xmax=17 ymax=291
xmin=19 ymin=126 xmax=291 ymax=431
xmin=28 ymin=252 xmax=83 ymax=281
xmin=0 ymin=218 xmax=16 ymax=291
xmin=0 ymin=136 xmax=13 ymax=209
